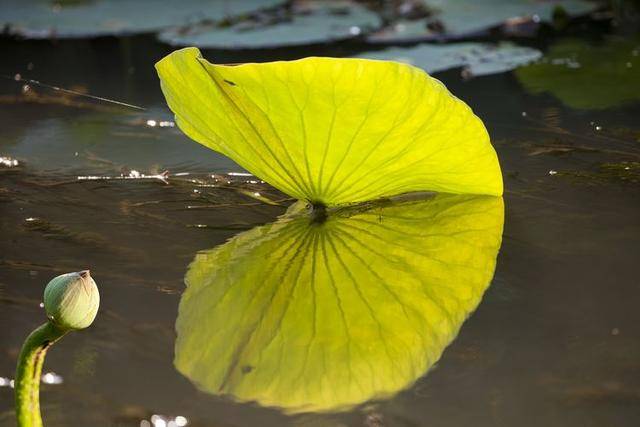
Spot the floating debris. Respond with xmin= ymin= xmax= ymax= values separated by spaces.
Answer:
xmin=0 ymin=83 xmax=132 ymax=113
xmin=528 ymin=144 xmax=597 ymax=157
xmin=236 ymin=189 xmax=282 ymax=205
xmin=77 ymin=170 xmax=170 ymax=184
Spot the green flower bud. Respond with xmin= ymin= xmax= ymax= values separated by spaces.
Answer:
xmin=43 ymin=271 xmax=99 ymax=331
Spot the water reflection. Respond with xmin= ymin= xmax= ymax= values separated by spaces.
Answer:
xmin=176 ymin=193 xmax=504 ymax=413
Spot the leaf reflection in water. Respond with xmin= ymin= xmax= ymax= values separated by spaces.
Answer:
xmin=176 ymin=193 xmax=504 ymax=413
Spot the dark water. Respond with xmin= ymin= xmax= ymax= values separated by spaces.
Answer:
xmin=1 ymin=30 xmax=640 ymax=427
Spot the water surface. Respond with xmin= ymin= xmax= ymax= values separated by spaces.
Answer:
xmin=1 ymin=32 xmax=639 ymax=427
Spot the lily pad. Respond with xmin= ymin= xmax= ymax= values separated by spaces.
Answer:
xmin=156 ymin=48 xmax=503 ymax=206
xmin=157 ymin=0 xmax=380 ymax=49
xmin=515 ymin=37 xmax=640 ymax=110
xmin=176 ymin=193 xmax=504 ymax=412
xmin=368 ymin=0 xmax=598 ymax=44
xmin=0 ymin=0 xmax=283 ymax=39
xmin=356 ymin=42 xmax=542 ymax=77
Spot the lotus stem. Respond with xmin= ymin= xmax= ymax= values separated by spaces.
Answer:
xmin=14 ymin=323 xmax=66 ymax=427
xmin=14 ymin=271 xmax=99 ymax=427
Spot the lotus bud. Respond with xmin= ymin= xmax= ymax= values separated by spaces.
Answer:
xmin=43 ymin=271 xmax=100 ymax=331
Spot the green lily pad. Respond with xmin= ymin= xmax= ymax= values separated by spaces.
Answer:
xmin=368 ymin=0 xmax=598 ymax=43
xmin=0 ymin=0 xmax=283 ymax=39
xmin=355 ymin=42 xmax=542 ymax=76
xmin=157 ymin=0 xmax=380 ymax=49
xmin=176 ymin=194 xmax=504 ymax=412
xmin=515 ymin=37 xmax=640 ymax=110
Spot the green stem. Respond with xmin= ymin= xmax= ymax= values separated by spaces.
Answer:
xmin=14 ymin=322 xmax=66 ymax=427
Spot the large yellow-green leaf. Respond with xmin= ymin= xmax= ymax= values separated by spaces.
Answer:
xmin=176 ymin=193 xmax=504 ymax=413
xmin=156 ymin=48 xmax=503 ymax=206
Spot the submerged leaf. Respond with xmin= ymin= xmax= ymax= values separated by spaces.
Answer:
xmin=156 ymin=48 xmax=502 ymax=206
xmin=177 ymin=193 xmax=504 ymax=412
xmin=516 ymin=37 xmax=640 ymax=110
